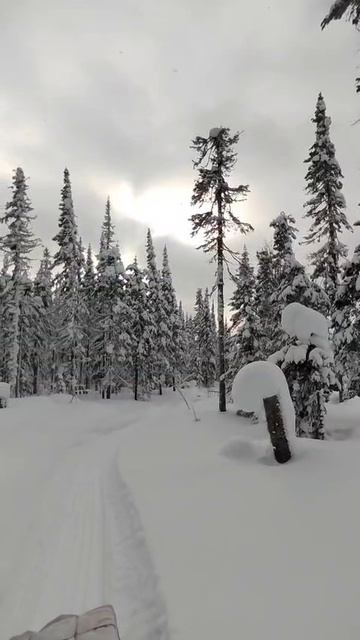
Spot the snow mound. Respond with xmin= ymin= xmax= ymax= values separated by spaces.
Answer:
xmin=232 ymin=361 xmax=295 ymax=436
xmin=282 ymin=302 xmax=329 ymax=346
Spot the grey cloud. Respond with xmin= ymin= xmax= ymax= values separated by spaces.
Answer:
xmin=1 ymin=0 xmax=360 ymax=308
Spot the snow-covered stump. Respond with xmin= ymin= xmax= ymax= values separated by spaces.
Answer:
xmin=232 ymin=361 xmax=294 ymax=464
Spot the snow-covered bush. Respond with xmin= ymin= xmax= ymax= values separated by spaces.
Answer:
xmin=270 ymin=302 xmax=334 ymax=439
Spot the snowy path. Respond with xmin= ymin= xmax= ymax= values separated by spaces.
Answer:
xmin=116 ymin=390 xmax=360 ymax=640
xmin=2 ymin=391 xmax=360 ymax=640
xmin=0 ymin=396 xmax=169 ymax=640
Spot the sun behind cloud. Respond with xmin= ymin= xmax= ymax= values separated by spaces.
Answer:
xmin=92 ymin=178 xmax=195 ymax=245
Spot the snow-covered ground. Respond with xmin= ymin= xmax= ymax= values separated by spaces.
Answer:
xmin=1 ymin=389 xmax=360 ymax=639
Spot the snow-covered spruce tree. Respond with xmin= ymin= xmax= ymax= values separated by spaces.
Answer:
xmin=190 ymin=288 xmax=218 ymax=388
xmin=269 ymin=215 xmax=332 ymax=436
xmin=230 ymin=246 xmax=254 ymax=328
xmin=93 ymin=198 xmax=125 ymax=399
xmin=81 ymin=244 xmax=96 ymax=390
xmin=161 ymin=246 xmax=180 ymax=390
xmin=34 ymin=247 xmax=52 ymax=313
xmin=78 ymin=237 xmax=86 ymax=280
xmin=177 ymin=301 xmax=191 ymax=383
xmin=223 ymin=321 xmax=232 ymax=391
xmin=198 ymin=289 xmax=217 ymax=388
xmin=16 ymin=275 xmax=38 ymax=396
xmin=254 ymin=245 xmax=277 ymax=357
xmin=125 ymin=258 xmax=152 ymax=400
xmin=0 ymin=255 xmax=12 ymax=380
xmin=277 ymin=254 xmax=328 ymax=312
xmin=145 ymin=229 xmax=168 ymax=395
xmin=190 ymin=127 xmax=252 ymax=412
xmin=52 ymin=168 xmax=84 ymax=392
xmin=270 ymin=303 xmax=334 ymax=440
xmin=32 ymin=247 xmax=53 ymax=394
xmin=0 ymin=168 xmax=38 ymax=396
xmin=192 ymin=288 xmax=204 ymax=385
xmin=269 ymin=213 xmax=300 ymax=350
xmin=270 ymin=211 xmax=328 ymax=318
xmin=322 ymin=0 xmax=360 ymax=27
xmin=210 ymin=300 xmax=219 ymax=375
xmin=228 ymin=247 xmax=262 ymax=384
xmin=322 ymin=1 xmax=360 ymax=90
xmin=303 ymin=94 xmax=351 ymax=305
xmin=184 ymin=312 xmax=197 ymax=383
xmin=270 ymin=212 xmax=298 ymax=279
xmin=332 ymin=243 xmax=360 ymax=401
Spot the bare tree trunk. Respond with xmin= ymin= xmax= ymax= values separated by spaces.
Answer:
xmin=33 ymin=358 xmax=38 ymax=395
xmin=134 ymin=362 xmax=139 ymax=401
xmin=107 ymin=353 xmax=112 ymax=400
xmin=338 ymin=373 xmax=347 ymax=404
xmin=85 ymin=343 xmax=90 ymax=389
xmin=15 ymin=337 xmax=22 ymax=398
xmin=217 ymin=193 xmax=226 ymax=412
xmin=70 ymin=347 xmax=76 ymax=394
xmin=50 ymin=348 xmax=56 ymax=392
xmin=314 ymin=390 xmax=325 ymax=440
xmin=263 ymin=394 xmax=291 ymax=464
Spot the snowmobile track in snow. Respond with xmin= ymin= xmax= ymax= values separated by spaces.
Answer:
xmin=2 ymin=428 xmax=170 ymax=640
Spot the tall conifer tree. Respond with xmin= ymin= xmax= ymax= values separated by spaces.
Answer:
xmin=161 ymin=246 xmax=179 ymax=390
xmin=332 ymin=242 xmax=360 ymax=401
xmin=0 ymin=168 xmax=38 ymax=396
xmin=303 ymin=94 xmax=351 ymax=304
xmin=52 ymin=168 xmax=84 ymax=391
xmin=145 ymin=230 xmax=168 ymax=394
xmin=32 ymin=248 xmax=53 ymax=394
xmin=228 ymin=247 xmax=262 ymax=382
xmin=125 ymin=258 xmax=152 ymax=400
xmin=94 ymin=198 xmax=124 ymax=398
xmin=190 ymin=127 xmax=252 ymax=412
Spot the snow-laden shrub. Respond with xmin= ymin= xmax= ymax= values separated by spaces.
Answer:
xmin=270 ymin=302 xmax=334 ymax=439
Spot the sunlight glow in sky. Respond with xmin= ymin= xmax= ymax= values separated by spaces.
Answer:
xmin=93 ymin=178 xmax=197 ymax=244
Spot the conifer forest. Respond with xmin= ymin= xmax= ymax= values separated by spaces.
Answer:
xmin=2 ymin=3 xmax=360 ymax=640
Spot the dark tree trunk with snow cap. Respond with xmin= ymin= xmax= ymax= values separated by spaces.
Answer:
xmin=263 ymin=394 xmax=292 ymax=464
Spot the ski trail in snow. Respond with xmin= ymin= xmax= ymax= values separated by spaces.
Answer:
xmin=1 ymin=429 xmax=170 ymax=640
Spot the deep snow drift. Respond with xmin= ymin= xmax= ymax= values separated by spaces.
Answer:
xmin=1 ymin=390 xmax=360 ymax=640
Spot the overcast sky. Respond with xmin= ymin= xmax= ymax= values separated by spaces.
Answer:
xmin=0 ymin=0 xmax=359 ymax=309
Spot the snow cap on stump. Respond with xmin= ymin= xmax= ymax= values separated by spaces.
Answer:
xmin=232 ymin=360 xmax=295 ymax=436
